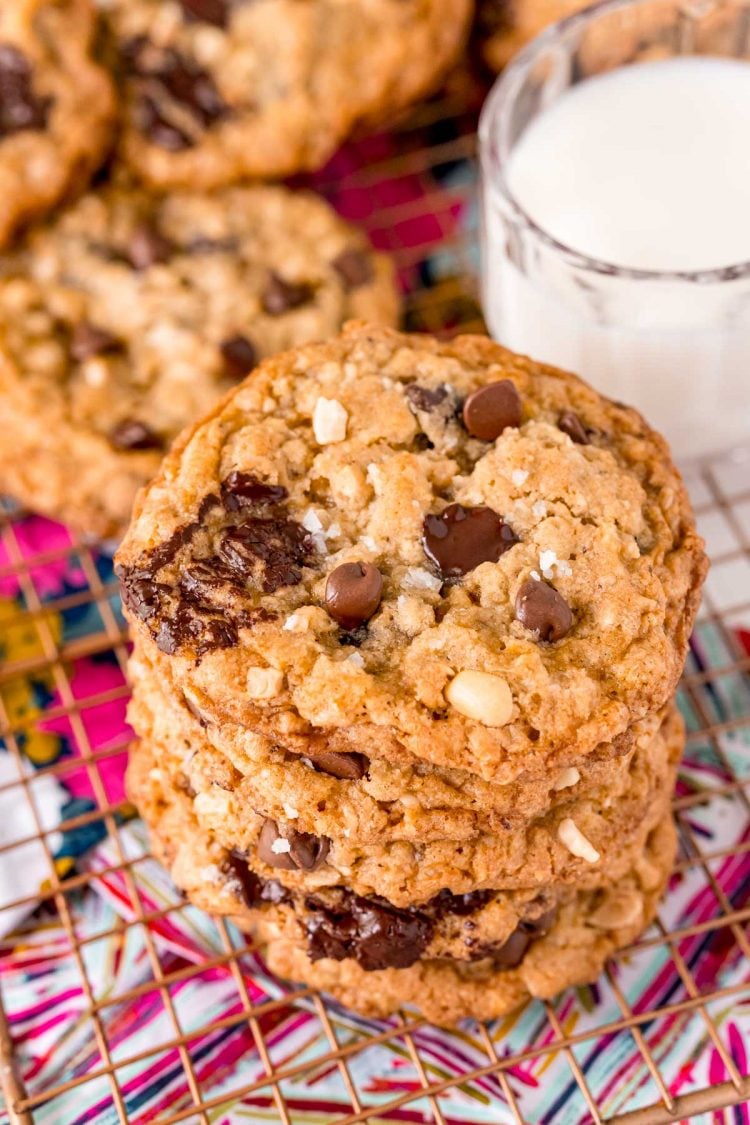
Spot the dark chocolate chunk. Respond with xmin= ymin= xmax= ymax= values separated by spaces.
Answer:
xmin=179 ymin=0 xmax=230 ymax=26
xmin=127 ymin=42 xmax=227 ymax=146
xmin=325 ymin=561 xmax=383 ymax=629
xmin=0 ymin=44 xmax=50 ymax=136
xmin=462 ymin=379 xmax=522 ymax=441
xmin=128 ymin=222 xmax=174 ymax=270
xmin=261 ymin=272 xmax=315 ymax=315
xmin=558 ymin=410 xmax=591 ymax=445
xmin=425 ymin=888 xmax=494 ymax=917
xmin=135 ymin=93 xmax=192 ymax=150
xmin=422 ymin=503 xmax=518 ymax=578
xmin=109 ymin=419 xmax=164 ymax=451
xmin=222 ymin=852 xmax=262 ymax=905
xmin=515 ymin=578 xmax=573 ymax=642
xmin=257 ymin=819 xmax=330 ymax=872
xmin=221 ymin=471 xmax=287 ymax=509
xmin=405 ymin=383 xmax=450 ymax=413
xmin=220 ymin=335 xmax=257 ymax=381
xmin=306 ymin=894 xmax=434 ymax=971
xmin=70 ymin=322 xmax=121 ymax=362
xmin=218 ymin=513 xmax=311 ymax=593
xmin=332 ymin=247 xmax=374 ymax=290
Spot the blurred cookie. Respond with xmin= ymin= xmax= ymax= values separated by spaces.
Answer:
xmin=101 ymin=0 xmax=474 ymax=188
xmin=0 ymin=185 xmax=398 ymax=540
xmin=0 ymin=0 xmax=115 ymax=248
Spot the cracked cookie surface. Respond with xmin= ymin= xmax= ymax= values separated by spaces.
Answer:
xmin=0 ymin=188 xmax=397 ymax=540
xmin=117 ymin=323 xmax=706 ymax=781
xmin=100 ymin=0 xmax=473 ymax=188
xmin=0 ymin=0 xmax=115 ymax=248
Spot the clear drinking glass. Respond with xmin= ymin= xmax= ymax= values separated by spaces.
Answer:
xmin=479 ymin=0 xmax=750 ymax=461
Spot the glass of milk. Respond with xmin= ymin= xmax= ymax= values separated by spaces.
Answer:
xmin=479 ymin=0 xmax=750 ymax=460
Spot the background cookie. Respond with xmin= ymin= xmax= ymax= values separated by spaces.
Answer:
xmin=0 ymin=186 xmax=398 ymax=539
xmin=0 ymin=0 xmax=115 ymax=248
xmin=101 ymin=0 xmax=474 ymax=188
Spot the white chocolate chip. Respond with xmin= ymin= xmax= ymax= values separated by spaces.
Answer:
xmin=283 ymin=613 xmax=306 ymax=632
xmin=313 ymin=397 xmax=348 ymax=444
xmin=552 ymin=767 xmax=581 ymax=791
xmin=558 ymin=818 xmax=600 ymax=863
xmin=588 ymin=889 xmax=643 ymax=929
xmin=246 ymin=667 xmax=285 ymax=699
xmin=403 ymin=567 xmax=442 ymax=593
xmin=283 ymin=803 xmax=299 ymax=819
xmin=270 ymin=838 xmax=291 ymax=855
xmin=445 ymin=671 xmax=513 ymax=727
xmin=194 ymin=789 xmax=231 ymax=819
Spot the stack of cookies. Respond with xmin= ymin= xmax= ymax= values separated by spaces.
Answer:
xmin=118 ymin=323 xmax=706 ymax=1025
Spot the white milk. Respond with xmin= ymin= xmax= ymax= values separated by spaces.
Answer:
xmin=481 ymin=57 xmax=750 ymax=460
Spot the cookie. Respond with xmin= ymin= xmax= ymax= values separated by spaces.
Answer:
xmin=101 ymin=0 xmax=474 ymax=189
xmin=117 ymin=323 xmax=706 ymax=783
xmin=0 ymin=0 xmax=115 ymax=248
xmin=133 ymin=638 xmax=669 ymax=840
xmin=0 ymin=188 xmax=398 ymax=540
xmin=128 ymin=658 xmax=682 ymax=904
xmin=128 ymin=733 xmax=677 ymax=1025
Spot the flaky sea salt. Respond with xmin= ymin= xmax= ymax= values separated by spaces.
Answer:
xmin=403 ymin=567 xmax=442 ymax=592
xmin=271 ymin=838 xmax=292 ymax=855
xmin=511 ymin=469 xmax=529 ymax=486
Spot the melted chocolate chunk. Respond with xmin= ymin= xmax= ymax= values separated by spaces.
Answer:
xmin=109 ymin=419 xmax=164 ymax=451
xmin=261 ymin=272 xmax=315 ymax=315
xmin=422 ymin=504 xmax=518 ymax=578
xmin=332 ymin=247 xmax=374 ymax=290
xmin=70 ymin=322 xmax=121 ymax=362
xmin=135 ymin=94 xmax=192 ymax=150
xmin=306 ymin=893 xmax=434 ymax=971
xmin=515 ymin=579 xmax=573 ymax=642
xmin=128 ymin=222 xmax=174 ymax=270
xmin=117 ymin=477 xmax=309 ymax=657
xmin=0 ymin=44 xmax=50 ymax=136
xmin=325 ymin=561 xmax=383 ymax=629
xmin=405 ymin=383 xmax=450 ymax=413
xmin=468 ymin=906 xmax=557 ymax=967
xmin=221 ymin=471 xmax=287 ymax=510
xmin=223 ymin=850 xmax=291 ymax=907
xmin=126 ymin=40 xmax=228 ymax=147
xmin=558 ymin=410 xmax=591 ymax=445
xmin=220 ymin=335 xmax=257 ymax=381
xmin=425 ymin=888 xmax=494 ymax=917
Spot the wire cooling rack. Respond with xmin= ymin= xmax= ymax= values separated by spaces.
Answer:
xmin=0 ymin=77 xmax=749 ymax=1125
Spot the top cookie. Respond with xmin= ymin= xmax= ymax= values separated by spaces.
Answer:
xmin=0 ymin=0 xmax=115 ymax=248
xmin=116 ymin=323 xmax=706 ymax=783
xmin=102 ymin=0 xmax=474 ymax=189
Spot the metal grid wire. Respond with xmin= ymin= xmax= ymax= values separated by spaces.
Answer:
xmin=0 ymin=78 xmax=749 ymax=1124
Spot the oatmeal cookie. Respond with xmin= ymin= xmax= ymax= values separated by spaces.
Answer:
xmin=0 ymin=188 xmax=397 ymax=540
xmin=117 ymin=323 xmax=706 ymax=782
xmin=129 ymin=735 xmax=677 ymax=1025
xmin=101 ymin=0 xmax=474 ymax=188
xmin=0 ymin=0 xmax=114 ymax=248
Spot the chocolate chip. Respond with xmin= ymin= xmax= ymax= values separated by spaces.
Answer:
xmin=257 ymin=819 xmax=329 ymax=872
xmin=128 ymin=223 xmax=174 ymax=270
xmin=70 ymin=322 xmax=121 ymax=362
xmin=426 ymin=888 xmax=494 ymax=917
xmin=109 ymin=419 xmax=164 ymax=451
xmin=422 ymin=504 xmax=518 ymax=578
xmin=135 ymin=94 xmax=192 ymax=150
xmin=218 ymin=514 xmax=311 ymax=593
xmin=325 ymin=562 xmax=383 ymax=629
xmin=221 ymin=471 xmax=287 ymax=509
xmin=332 ymin=248 xmax=374 ymax=290
xmin=303 ymin=746 xmax=369 ymax=780
xmin=306 ymin=894 xmax=433 ymax=970
xmin=405 ymin=383 xmax=450 ymax=413
xmin=558 ymin=410 xmax=590 ymax=445
xmin=222 ymin=852 xmax=262 ymax=905
xmin=486 ymin=927 xmax=533 ymax=968
xmin=515 ymin=578 xmax=573 ymax=642
xmin=0 ymin=45 xmax=50 ymax=136
xmin=179 ymin=0 xmax=230 ymax=26
xmin=261 ymin=272 xmax=314 ymax=315
xmin=462 ymin=380 xmax=522 ymax=441
xmin=220 ymin=335 xmax=257 ymax=381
